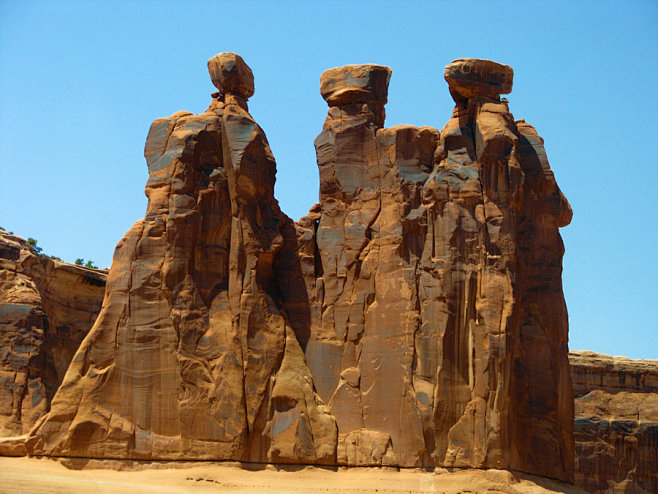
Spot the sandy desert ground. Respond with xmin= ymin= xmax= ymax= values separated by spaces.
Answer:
xmin=0 ymin=456 xmax=585 ymax=494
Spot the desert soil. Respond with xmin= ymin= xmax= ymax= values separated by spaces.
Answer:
xmin=0 ymin=456 xmax=584 ymax=494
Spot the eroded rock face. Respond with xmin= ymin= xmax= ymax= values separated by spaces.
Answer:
xmin=23 ymin=55 xmax=573 ymax=482
xmin=298 ymin=59 xmax=573 ymax=480
xmin=27 ymin=53 xmax=336 ymax=463
xmin=0 ymin=230 xmax=105 ymax=443
xmin=571 ymin=351 xmax=658 ymax=494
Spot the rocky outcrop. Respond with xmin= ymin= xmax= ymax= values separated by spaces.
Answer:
xmin=26 ymin=53 xmax=336 ymax=463
xmin=571 ymin=351 xmax=658 ymax=493
xmin=0 ymin=230 xmax=106 ymax=444
xmin=298 ymin=58 xmax=573 ymax=480
xmin=24 ymin=55 xmax=573 ymax=482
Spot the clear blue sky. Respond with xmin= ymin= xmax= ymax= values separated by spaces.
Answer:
xmin=1 ymin=1 xmax=656 ymax=359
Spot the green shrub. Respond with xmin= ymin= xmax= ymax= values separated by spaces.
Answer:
xmin=27 ymin=238 xmax=43 ymax=255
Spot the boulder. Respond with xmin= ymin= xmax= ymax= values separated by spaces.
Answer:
xmin=444 ymin=58 xmax=513 ymax=101
xmin=207 ymin=52 xmax=254 ymax=99
xmin=320 ymin=64 xmax=391 ymax=106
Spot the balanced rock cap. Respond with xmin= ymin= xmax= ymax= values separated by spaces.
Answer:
xmin=320 ymin=64 xmax=392 ymax=106
xmin=444 ymin=58 xmax=513 ymax=100
xmin=207 ymin=52 xmax=255 ymax=99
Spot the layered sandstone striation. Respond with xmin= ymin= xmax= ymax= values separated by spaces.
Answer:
xmin=0 ymin=230 xmax=106 ymax=449
xmin=570 ymin=351 xmax=658 ymax=493
xmin=23 ymin=55 xmax=573 ymax=482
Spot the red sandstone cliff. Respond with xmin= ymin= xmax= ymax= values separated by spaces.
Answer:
xmin=0 ymin=229 xmax=106 ymax=448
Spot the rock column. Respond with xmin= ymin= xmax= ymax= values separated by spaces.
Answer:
xmin=27 ymin=53 xmax=336 ymax=463
xmin=300 ymin=59 xmax=574 ymax=480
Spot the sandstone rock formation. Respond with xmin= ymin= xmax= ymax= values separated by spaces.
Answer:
xmin=444 ymin=58 xmax=513 ymax=103
xmin=0 ymin=230 xmax=106 ymax=447
xmin=23 ymin=55 xmax=574 ymax=483
xmin=570 ymin=351 xmax=658 ymax=493
xmin=27 ymin=53 xmax=336 ymax=463
xmin=298 ymin=58 xmax=573 ymax=480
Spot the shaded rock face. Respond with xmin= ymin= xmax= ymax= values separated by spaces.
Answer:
xmin=298 ymin=60 xmax=573 ymax=480
xmin=0 ymin=230 xmax=106 ymax=440
xmin=26 ymin=55 xmax=572 ymax=482
xmin=570 ymin=351 xmax=658 ymax=494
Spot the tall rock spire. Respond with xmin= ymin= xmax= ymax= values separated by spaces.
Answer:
xmin=27 ymin=53 xmax=336 ymax=464
xmin=25 ymin=55 xmax=573 ymax=483
xmin=298 ymin=58 xmax=573 ymax=479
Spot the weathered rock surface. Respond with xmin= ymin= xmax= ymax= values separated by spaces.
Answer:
xmin=570 ymin=351 xmax=658 ymax=493
xmin=207 ymin=52 xmax=254 ymax=99
xmin=27 ymin=53 xmax=335 ymax=463
xmin=22 ymin=55 xmax=574 ymax=483
xmin=571 ymin=350 xmax=658 ymax=397
xmin=444 ymin=58 xmax=513 ymax=103
xmin=298 ymin=58 xmax=573 ymax=480
xmin=320 ymin=64 xmax=391 ymax=107
xmin=0 ymin=230 xmax=106 ymax=442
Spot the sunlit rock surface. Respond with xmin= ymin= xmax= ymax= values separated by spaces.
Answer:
xmin=26 ymin=53 xmax=335 ymax=463
xmin=0 ymin=230 xmax=105 ymax=451
xmin=571 ymin=351 xmax=658 ymax=494
xmin=298 ymin=59 xmax=573 ymax=479
xmin=23 ymin=55 xmax=574 ymax=483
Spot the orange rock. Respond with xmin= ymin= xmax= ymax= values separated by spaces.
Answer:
xmin=444 ymin=58 xmax=513 ymax=103
xmin=320 ymin=64 xmax=391 ymax=106
xmin=570 ymin=351 xmax=658 ymax=493
xmin=21 ymin=56 xmax=576 ymax=485
xmin=26 ymin=55 xmax=335 ymax=463
xmin=207 ymin=52 xmax=254 ymax=99
xmin=301 ymin=60 xmax=573 ymax=480
xmin=0 ymin=230 xmax=105 ymax=439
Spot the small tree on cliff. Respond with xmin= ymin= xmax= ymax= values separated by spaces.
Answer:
xmin=27 ymin=238 xmax=43 ymax=255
